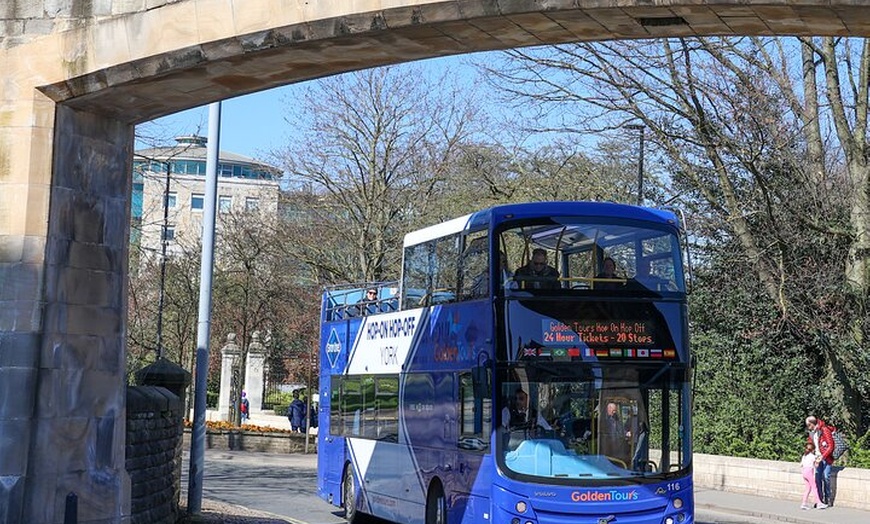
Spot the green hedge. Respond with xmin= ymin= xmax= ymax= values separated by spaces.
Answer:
xmin=206 ymin=390 xmax=218 ymax=408
xmin=844 ymin=430 xmax=870 ymax=469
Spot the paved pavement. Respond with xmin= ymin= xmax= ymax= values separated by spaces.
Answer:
xmin=695 ymin=487 xmax=870 ymax=524
xmin=187 ymin=450 xmax=870 ymax=524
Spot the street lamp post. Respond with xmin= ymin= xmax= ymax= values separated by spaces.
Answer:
xmin=625 ymin=124 xmax=645 ymax=206
xmin=155 ymin=160 xmax=171 ymax=359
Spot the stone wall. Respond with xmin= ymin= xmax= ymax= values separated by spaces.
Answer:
xmin=694 ymin=453 xmax=870 ymax=511
xmin=0 ymin=1 xmax=178 ymax=46
xmin=182 ymin=429 xmax=315 ymax=454
xmin=126 ymin=386 xmax=185 ymax=524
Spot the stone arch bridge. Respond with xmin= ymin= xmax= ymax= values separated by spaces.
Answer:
xmin=1 ymin=1 xmax=867 ymax=522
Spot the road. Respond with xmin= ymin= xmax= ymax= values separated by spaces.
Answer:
xmin=182 ymin=450 xmax=777 ymax=524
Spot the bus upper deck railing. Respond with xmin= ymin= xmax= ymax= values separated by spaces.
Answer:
xmin=323 ymin=281 xmax=400 ymax=322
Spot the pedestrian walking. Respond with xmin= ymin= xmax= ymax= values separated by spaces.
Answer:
xmin=287 ymin=390 xmax=307 ymax=433
xmin=240 ymin=391 xmax=250 ymax=423
xmin=800 ymin=442 xmax=825 ymax=509
xmin=805 ymin=415 xmax=834 ymax=506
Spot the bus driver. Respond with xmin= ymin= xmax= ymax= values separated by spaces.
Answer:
xmin=502 ymin=388 xmax=552 ymax=433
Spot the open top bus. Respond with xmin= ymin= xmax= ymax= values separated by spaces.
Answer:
xmin=318 ymin=202 xmax=693 ymax=524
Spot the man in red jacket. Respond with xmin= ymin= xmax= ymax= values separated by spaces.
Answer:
xmin=805 ymin=415 xmax=834 ymax=507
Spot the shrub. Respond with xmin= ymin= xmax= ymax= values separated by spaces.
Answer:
xmin=844 ymin=430 xmax=870 ymax=469
xmin=183 ymin=419 xmax=294 ymax=434
xmin=206 ymin=390 xmax=218 ymax=408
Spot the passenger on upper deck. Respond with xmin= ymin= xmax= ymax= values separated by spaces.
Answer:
xmin=515 ymin=248 xmax=560 ymax=289
xmin=594 ymin=257 xmax=623 ymax=290
xmin=355 ymin=287 xmax=379 ymax=316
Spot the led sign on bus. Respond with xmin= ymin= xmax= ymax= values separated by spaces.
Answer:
xmin=541 ymin=320 xmax=655 ymax=346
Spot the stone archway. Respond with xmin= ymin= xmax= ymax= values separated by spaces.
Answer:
xmin=2 ymin=1 xmax=869 ymax=522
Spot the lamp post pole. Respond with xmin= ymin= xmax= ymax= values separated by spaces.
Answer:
xmin=188 ymin=101 xmax=222 ymax=515
xmin=625 ymin=124 xmax=645 ymax=205
xmin=156 ymin=160 xmax=171 ymax=359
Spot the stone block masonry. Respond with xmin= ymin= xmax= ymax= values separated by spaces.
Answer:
xmin=126 ymin=386 xmax=185 ymax=524
xmin=182 ymin=428 xmax=315 ymax=454
xmin=693 ymin=452 xmax=870 ymax=511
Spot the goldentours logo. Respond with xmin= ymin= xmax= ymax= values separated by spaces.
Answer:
xmin=326 ymin=328 xmax=341 ymax=368
xmin=571 ymin=490 xmax=639 ymax=502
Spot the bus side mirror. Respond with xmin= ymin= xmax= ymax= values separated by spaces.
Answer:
xmin=472 ymin=364 xmax=491 ymax=399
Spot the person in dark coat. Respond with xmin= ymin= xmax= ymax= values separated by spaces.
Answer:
xmin=515 ymin=248 xmax=560 ymax=289
xmin=287 ymin=391 xmax=307 ymax=433
xmin=806 ymin=415 xmax=834 ymax=506
xmin=600 ymin=402 xmax=631 ymax=466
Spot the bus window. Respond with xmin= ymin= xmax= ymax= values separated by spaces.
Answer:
xmin=565 ymin=248 xmax=595 ymax=289
xmin=605 ymin=242 xmax=637 ymax=283
xmin=376 ymin=376 xmax=399 ymax=441
xmin=402 ymin=235 xmax=460 ymax=307
xmin=648 ymin=385 xmax=689 ymax=472
xmin=331 ymin=374 xmax=400 ymax=440
xmin=403 ymin=243 xmax=430 ymax=309
xmin=459 ymin=372 xmax=491 ymax=450
xmin=598 ymin=395 xmax=642 ymax=470
xmin=341 ymin=377 xmax=362 ymax=437
xmin=458 ymin=232 xmax=488 ymax=299
xmin=329 ymin=377 xmax=342 ymax=435
xmin=360 ymin=376 xmax=376 ymax=438
xmin=498 ymin=220 xmax=685 ymax=294
xmin=497 ymin=366 xmax=687 ymax=480
xmin=431 ymin=235 xmax=458 ymax=305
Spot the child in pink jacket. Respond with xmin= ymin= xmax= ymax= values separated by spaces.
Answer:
xmin=800 ymin=442 xmax=826 ymax=509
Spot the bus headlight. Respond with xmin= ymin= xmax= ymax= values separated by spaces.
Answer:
xmin=515 ymin=501 xmax=527 ymax=513
xmin=665 ymin=518 xmax=674 ymax=524
xmin=672 ymin=497 xmax=683 ymax=509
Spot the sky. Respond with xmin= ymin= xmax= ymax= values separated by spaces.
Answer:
xmin=135 ymin=53 xmax=496 ymax=162
xmin=137 ymin=85 xmax=302 ymax=161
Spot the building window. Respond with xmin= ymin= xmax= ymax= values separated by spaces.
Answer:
xmin=165 ymin=192 xmax=177 ymax=209
xmin=219 ymin=196 xmax=232 ymax=213
xmin=191 ymin=194 xmax=204 ymax=211
xmin=245 ymin=197 xmax=259 ymax=211
xmin=163 ymin=225 xmax=176 ymax=242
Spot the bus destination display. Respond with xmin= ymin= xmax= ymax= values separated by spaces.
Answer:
xmin=541 ymin=319 xmax=655 ymax=346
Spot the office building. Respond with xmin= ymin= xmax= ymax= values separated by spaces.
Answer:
xmin=132 ymin=135 xmax=281 ymax=257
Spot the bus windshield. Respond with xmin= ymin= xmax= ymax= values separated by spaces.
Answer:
xmin=497 ymin=363 xmax=690 ymax=482
xmin=499 ymin=218 xmax=685 ymax=293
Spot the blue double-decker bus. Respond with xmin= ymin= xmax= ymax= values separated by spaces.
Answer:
xmin=317 ymin=202 xmax=693 ymax=524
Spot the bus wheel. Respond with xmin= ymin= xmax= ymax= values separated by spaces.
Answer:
xmin=425 ymin=481 xmax=447 ymax=524
xmin=343 ymin=463 xmax=360 ymax=523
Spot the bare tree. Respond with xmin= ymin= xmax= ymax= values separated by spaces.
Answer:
xmin=484 ymin=37 xmax=869 ymax=433
xmin=271 ymin=66 xmax=480 ymax=283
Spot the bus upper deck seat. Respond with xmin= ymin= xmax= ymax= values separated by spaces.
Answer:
xmin=380 ymin=299 xmax=398 ymax=313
